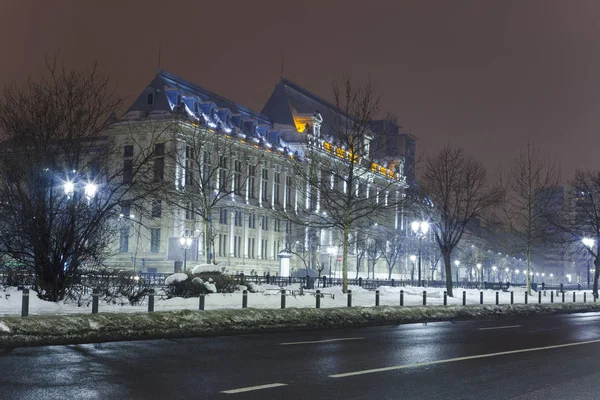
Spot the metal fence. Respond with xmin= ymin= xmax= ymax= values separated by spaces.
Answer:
xmin=0 ymin=270 xmax=594 ymax=293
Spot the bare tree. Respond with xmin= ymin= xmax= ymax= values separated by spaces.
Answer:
xmin=0 ymin=59 xmax=169 ymax=301
xmin=366 ymin=235 xmax=385 ymax=279
xmin=283 ymin=77 xmax=404 ymax=293
xmin=501 ymin=142 xmax=560 ymax=294
xmin=561 ymin=170 xmax=600 ymax=298
xmin=170 ymin=124 xmax=261 ymax=264
xmin=352 ymin=231 xmax=368 ymax=279
xmin=381 ymin=228 xmax=406 ymax=280
xmin=415 ymin=147 xmax=502 ymax=296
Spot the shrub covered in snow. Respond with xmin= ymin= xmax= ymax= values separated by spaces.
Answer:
xmin=64 ymin=269 xmax=152 ymax=306
xmin=164 ymin=271 xmax=238 ymax=298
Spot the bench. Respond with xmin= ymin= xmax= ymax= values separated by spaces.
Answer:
xmin=484 ymin=282 xmax=510 ymax=292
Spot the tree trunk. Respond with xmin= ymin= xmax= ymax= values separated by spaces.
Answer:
xmin=204 ymin=218 xmax=212 ymax=264
xmin=443 ymin=250 xmax=453 ymax=297
xmin=526 ymin=248 xmax=531 ymax=295
xmin=342 ymin=224 xmax=350 ymax=293
xmin=594 ymin=255 xmax=600 ymax=299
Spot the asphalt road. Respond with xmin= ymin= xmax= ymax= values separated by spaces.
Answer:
xmin=2 ymin=313 xmax=600 ymax=399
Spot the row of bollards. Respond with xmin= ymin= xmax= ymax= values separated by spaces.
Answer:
xmin=14 ymin=287 xmax=600 ymax=316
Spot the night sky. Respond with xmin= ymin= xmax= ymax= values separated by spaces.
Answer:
xmin=1 ymin=0 xmax=599 ymax=180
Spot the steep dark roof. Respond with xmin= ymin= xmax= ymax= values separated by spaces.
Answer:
xmin=261 ymin=77 xmax=353 ymax=139
xmin=126 ymin=69 xmax=271 ymax=124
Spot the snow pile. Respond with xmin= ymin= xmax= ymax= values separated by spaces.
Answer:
xmin=3 ymin=302 xmax=600 ymax=348
xmin=203 ymin=281 xmax=217 ymax=293
xmin=164 ymin=273 xmax=188 ymax=285
xmin=191 ymin=264 xmax=222 ymax=274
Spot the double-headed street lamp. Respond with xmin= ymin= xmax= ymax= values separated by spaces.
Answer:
xmin=179 ymin=236 xmax=193 ymax=272
xmin=411 ymin=221 xmax=429 ymax=287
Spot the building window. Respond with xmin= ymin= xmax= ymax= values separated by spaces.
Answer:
xmin=234 ymin=160 xmax=242 ymax=195
xmin=248 ymin=213 xmax=256 ymax=229
xmin=286 ymin=221 xmax=292 ymax=234
xmin=219 ymin=208 xmax=228 ymax=225
xmin=219 ymin=156 xmax=228 ymax=192
xmin=185 ymin=202 xmax=194 ymax=220
xmin=147 ymin=92 xmax=154 ymax=105
xmin=233 ymin=235 xmax=242 ymax=258
xmin=151 ymin=200 xmax=162 ymax=218
xmin=202 ymin=151 xmax=212 ymax=189
xmin=261 ymin=215 xmax=268 ymax=231
xmin=234 ymin=210 xmax=243 ymax=227
xmin=154 ymin=143 xmax=165 ymax=182
xmin=123 ymin=145 xmax=133 ymax=183
xmin=150 ymin=228 xmax=161 ymax=253
xmin=185 ymin=146 xmax=194 ymax=186
xmin=248 ymin=237 xmax=255 ymax=259
xmin=218 ymin=234 xmax=228 ymax=257
xmin=248 ymin=165 xmax=256 ymax=199
xmin=261 ymin=167 xmax=269 ymax=201
xmin=119 ymin=227 xmax=129 ymax=253
xmin=261 ymin=239 xmax=268 ymax=260
xmin=274 ymin=172 xmax=280 ymax=205
xmin=273 ymin=240 xmax=280 ymax=259
xmin=286 ymin=176 xmax=293 ymax=207
xmin=274 ymin=218 xmax=281 ymax=232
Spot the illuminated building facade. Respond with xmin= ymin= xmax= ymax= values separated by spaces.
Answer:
xmin=106 ymin=71 xmax=410 ymax=277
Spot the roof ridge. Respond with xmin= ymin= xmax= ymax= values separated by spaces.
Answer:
xmin=157 ymin=69 xmax=272 ymax=123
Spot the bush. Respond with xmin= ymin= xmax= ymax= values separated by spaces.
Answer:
xmin=164 ymin=271 xmax=239 ymax=298
xmin=65 ymin=269 xmax=151 ymax=306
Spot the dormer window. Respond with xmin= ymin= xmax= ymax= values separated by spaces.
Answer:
xmin=194 ymin=102 xmax=199 ymax=113
xmin=177 ymin=94 xmax=182 ymax=106
xmin=147 ymin=92 xmax=154 ymax=105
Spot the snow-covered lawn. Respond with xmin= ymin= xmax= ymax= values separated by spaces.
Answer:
xmin=0 ymin=284 xmax=594 ymax=317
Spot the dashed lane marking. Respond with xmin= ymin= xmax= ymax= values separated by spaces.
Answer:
xmin=221 ymin=383 xmax=288 ymax=394
xmin=280 ymin=337 xmax=364 ymax=346
xmin=329 ymin=338 xmax=600 ymax=378
xmin=478 ymin=325 xmax=521 ymax=331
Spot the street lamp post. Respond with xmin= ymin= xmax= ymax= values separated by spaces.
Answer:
xmin=179 ymin=236 xmax=193 ymax=272
xmin=476 ymin=263 xmax=482 ymax=287
xmin=409 ymin=255 xmax=417 ymax=284
xmin=327 ymin=246 xmax=336 ymax=278
xmin=454 ymin=260 xmax=460 ymax=283
xmin=583 ymin=237 xmax=595 ymax=288
xmin=411 ymin=221 xmax=429 ymax=287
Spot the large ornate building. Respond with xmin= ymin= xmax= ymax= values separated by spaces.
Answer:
xmin=106 ymin=70 xmax=411 ymax=277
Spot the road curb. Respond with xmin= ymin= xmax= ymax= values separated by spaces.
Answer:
xmin=1 ymin=303 xmax=600 ymax=349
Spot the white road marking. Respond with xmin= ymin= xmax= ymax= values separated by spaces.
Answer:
xmin=280 ymin=337 xmax=364 ymax=346
xmin=221 ymin=383 xmax=288 ymax=394
xmin=478 ymin=325 xmax=521 ymax=331
xmin=329 ymin=338 xmax=600 ymax=378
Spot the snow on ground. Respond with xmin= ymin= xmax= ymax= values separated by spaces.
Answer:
xmin=0 ymin=284 xmax=594 ymax=317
